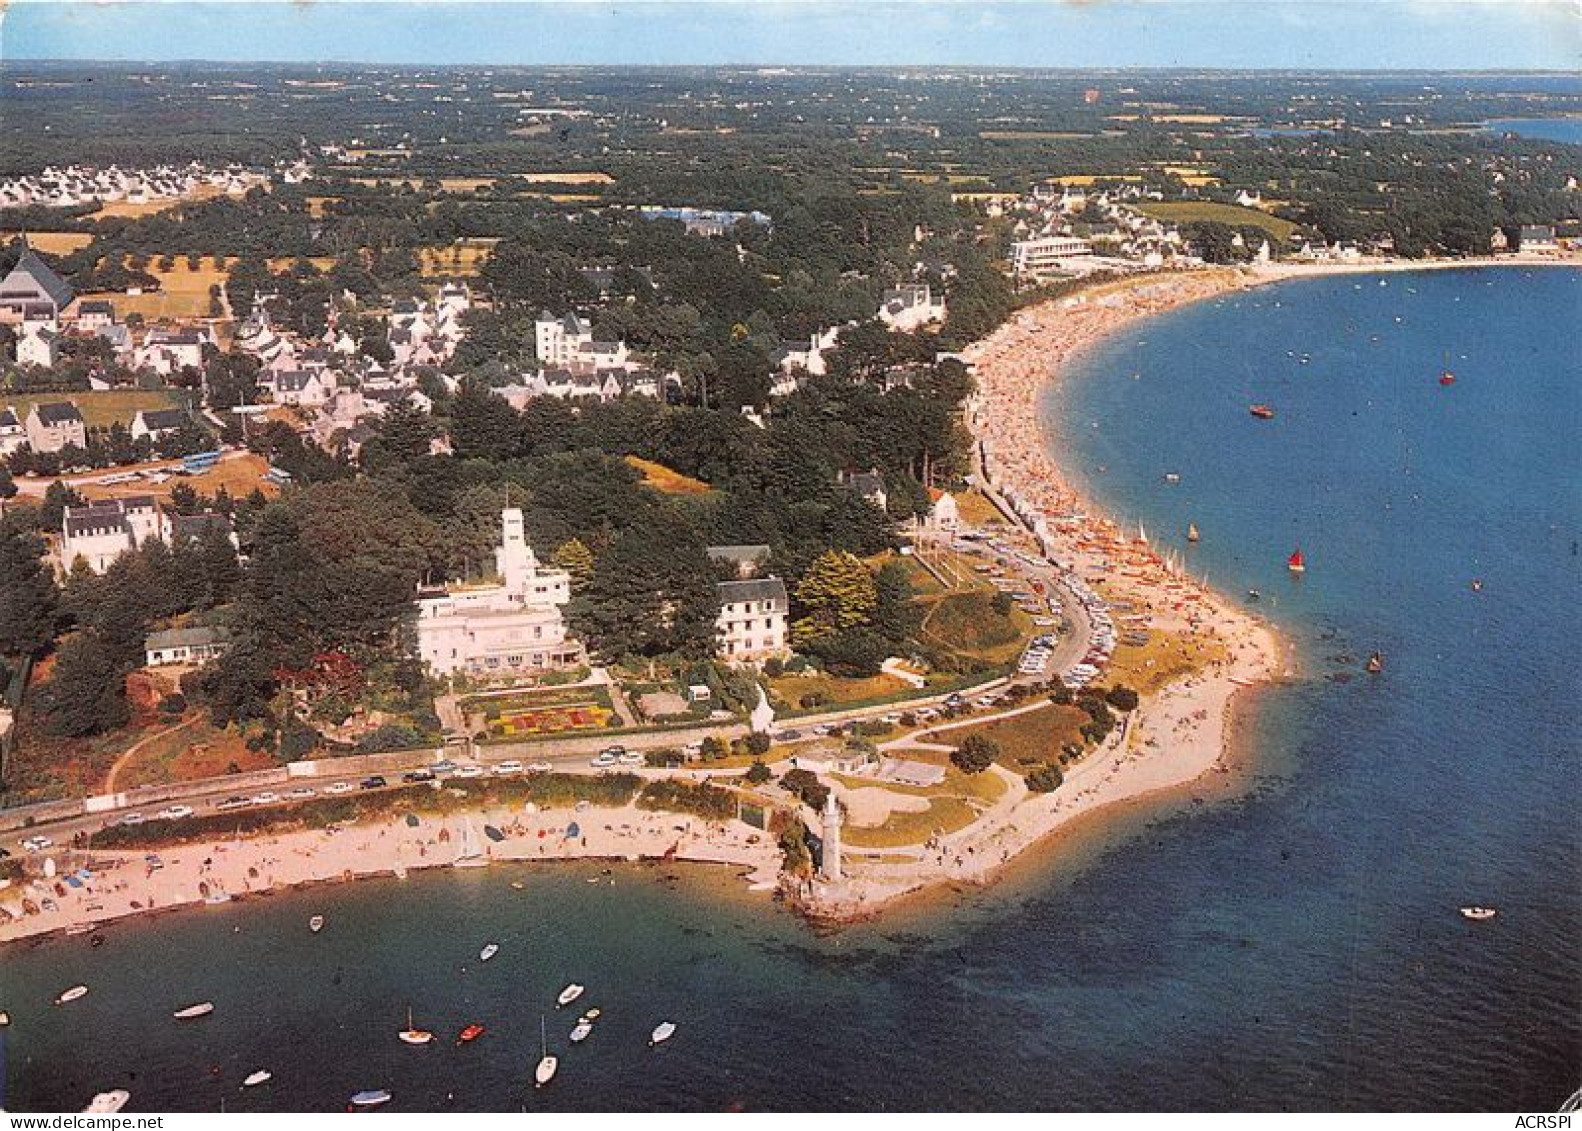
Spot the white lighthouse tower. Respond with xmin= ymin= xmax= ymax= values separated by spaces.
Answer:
xmin=820 ymin=790 xmax=843 ymax=883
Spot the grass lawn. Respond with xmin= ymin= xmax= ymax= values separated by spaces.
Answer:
xmin=626 ymin=456 xmax=711 ymax=496
xmin=1106 ymin=630 xmax=1228 ymax=696
xmin=837 ymin=764 xmax=1008 ymax=848
xmin=1136 ymin=201 xmax=1298 ymax=241
xmin=80 ymin=253 xmax=233 ymax=321
xmin=916 ymin=588 xmax=1030 ymax=665
xmin=2 ymin=231 xmax=94 ymax=255
xmin=768 ymin=671 xmax=913 ymax=711
xmin=940 ymin=702 xmax=1090 ymax=771
xmin=954 ymin=488 xmax=1008 ymax=526
xmin=74 ymin=453 xmax=279 ymax=503
xmin=0 ymin=388 xmax=185 ymax=429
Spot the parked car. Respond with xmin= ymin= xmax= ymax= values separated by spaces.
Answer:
xmin=156 ymin=805 xmax=194 ymax=820
xmin=21 ymin=835 xmax=53 ymax=852
xmin=493 ymin=760 xmax=525 ymax=776
xmin=452 ymin=765 xmax=484 ymax=779
xmin=402 ymin=769 xmax=436 ymax=783
xmin=359 ymin=775 xmax=387 ymax=790
xmin=285 ymin=787 xmax=317 ymax=800
xmin=324 ymin=781 xmax=355 ymax=795
xmin=600 ymin=745 xmax=628 ymax=759
xmin=215 ymin=796 xmax=251 ymax=812
xmin=527 ymin=761 xmax=553 ymax=773
xmin=589 ymin=752 xmax=617 ymax=769
xmin=250 ymin=792 xmax=280 ymax=806
xmin=117 ymin=813 xmax=146 ymax=827
xmin=617 ymin=751 xmax=645 ymax=766
xmin=429 ymin=759 xmax=459 ymax=776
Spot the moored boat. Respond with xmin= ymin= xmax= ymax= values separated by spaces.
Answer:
xmin=456 ymin=1023 xmax=486 ymax=1045
xmin=1365 ymin=651 xmax=1384 ymax=674
xmin=556 ymin=983 xmax=585 ymax=1008
xmin=349 ymin=1089 xmax=392 ymax=1108
xmin=173 ymin=1002 xmax=215 ymax=1020
xmin=242 ymin=1070 xmax=273 ymax=1088
xmin=1287 ymin=547 xmax=1306 ymax=574
xmin=650 ymin=1021 xmax=677 ymax=1046
xmin=1249 ymin=403 xmax=1276 ymax=419
xmin=1459 ymin=906 xmax=1498 ymax=922
xmin=569 ymin=1020 xmax=593 ymax=1043
xmin=56 ymin=985 xmax=89 ymax=1006
xmin=1187 ymin=522 xmax=1200 ymax=543
xmin=398 ymin=1006 xmax=434 ymax=1045
xmin=83 ymin=1090 xmax=130 ymax=1113
xmin=479 ymin=943 xmax=499 ymax=962
xmin=309 ymin=915 xmax=324 ymax=933
xmin=535 ymin=1016 xmax=557 ymax=1087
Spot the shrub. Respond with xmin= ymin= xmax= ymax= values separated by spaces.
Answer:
xmin=762 ymin=657 xmax=785 ymax=677
xmin=699 ymin=735 xmax=728 ymax=760
xmin=355 ymin=723 xmax=425 ymax=754
xmin=645 ymin=747 xmax=685 ymax=768
xmin=780 ymin=767 xmax=830 ymax=810
xmin=951 ymin=734 xmax=999 ymax=774
xmin=158 ymin=693 xmax=188 ymax=715
xmin=1049 ymin=682 xmax=1074 ymax=705
xmin=745 ymin=760 xmax=772 ymax=785
xmin=1105 ymin=685 xmax=1140 ymax=712
xmin=1025 ymin=763 xmax=1064 ymax=793
xmin=744 ymin=731 xmax=772 ymax=756
xmin=637 ymin=779 xmax=735 ymax=822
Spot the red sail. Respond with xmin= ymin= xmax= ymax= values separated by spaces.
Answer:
xmin=1288 ymin=548 xmax=1305 ymax=569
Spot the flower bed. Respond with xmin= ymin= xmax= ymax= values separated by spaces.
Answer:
xmin=487 ymin=703 xmax=614 ymax=738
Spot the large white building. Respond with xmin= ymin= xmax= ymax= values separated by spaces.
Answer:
xmin=59 ymin=496 xmax=168 ymax=574
xmin=715 ymin=577 xmax=791 ymax=664
xmin=1011 ymin=235 xmax=1095 ymax=276
xmin=415 ymin=509 xmax=584 ymax=678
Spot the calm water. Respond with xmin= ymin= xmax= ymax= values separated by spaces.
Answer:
xmin=3 ymin=268 xmax=1579 ymax=1112
xmin=1484 ymin=118 xmax=1582 ymax=144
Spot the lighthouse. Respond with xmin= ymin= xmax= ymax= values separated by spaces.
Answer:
xmin=820 ymin=791 xmax=844 ymax=883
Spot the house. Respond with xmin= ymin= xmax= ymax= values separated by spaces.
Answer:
xmin=130 ymin=407 xmax=190 ymax=443
xmin=1519 ymin=225 xmax=1559 ymax=252
xmin=535 ymin=311 xmax=594 ymax=367
xmin=0 ymin=237 xmax=75 ymax=321
xmin=924 ymin=489 xmax=960 ymax=534
xmin=75 ymin=298 xmax=116 ymax=330
xmin=59 ymin=496 xmax=168 ymax=574
xmin=845 ymin=469 xmax=888 ymax=513
xmin=144 ymin=625 xmax=231 ymax=668
xmin=135 ymin=328 xmax=207 ymax=376
xmin=270 ymin=369 xmax=333 ymax=407
xmin=877 ymin=283 xmax=946 ymax=331
xmin=415 ymin=508 xmax=585 ymax=678
xmin=15 ymin=324 xmax=59 ymax=367
xmin=24 ymin=401 xmax=87 ymax=453
xmin=167 ymin=510 xmax=237 ymax=549
xmin=1490 ymin=227 xmax=1510 ymax=253
xmin=0 ymin=407 xmax=25 ymax=455
xmin=707 ymin=544 xmax=771 ymax=579
xmin=714 ymin=577 xmax=791 ymax=664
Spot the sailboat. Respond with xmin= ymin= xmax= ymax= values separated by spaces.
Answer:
xmin=1187 ymin=523 xmax=1200 ymax=543
xmin=556 ymin=983 xmax=585 ymax=1008
xmin=1287 ymin=547 xmax=1306 ymax=575
xmin=1439 ymin=350 xmax=1456 ymax=386
xmin=534 ymin=1017 xmax=558 ymax=1088
xmin=309 ymin=915 xmax=324 ymax=933
xmin=453 ymin=820 xmax=487 ymax=869
xmin=398 ymin=1006 xmax=434 ymax=1045
xmin=650 ymin=1021 xmax=677 ymax=1046
xmin=1365 ymin=651 xmax=1384 ymax=674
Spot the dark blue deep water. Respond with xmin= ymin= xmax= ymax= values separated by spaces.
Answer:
xmin=2 ymin=268 xmax=1578 ymax=1113
xmin=1484 ymin=118 xmax=1582 ymax=145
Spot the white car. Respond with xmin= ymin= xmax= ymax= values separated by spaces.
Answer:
xmin=156 ymin=805 xmax=194 ymax=820
xmin=250 ymin=792 xmax=280 ymax=806
xmin=285 ymin=787 xmax=317 ymax=800
xmin=324 ymin=781 xmax=355 ymax=795
xmin=117 ymin=813 xmax=146 ymax=827
xmin=589 ymin=753 xmax=617 ymax=769
xmin=452 ymin=765 xmax=485 ymax=779
xmin=493 ymin=760 xmax=525 ymax=776
xmin=618 ymin=751 xmax=645 ymax=766
xmin=21 ymin=835 xmax=53 ymax=853
xmin=527 ymin=761 xmax=553 ymax=773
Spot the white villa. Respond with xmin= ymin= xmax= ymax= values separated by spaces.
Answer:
xmin=415 ymin=509 xmax=585 ymax=677
xmin=715 ymin=577 xmax=791 ymax=664
xmin=59 ymin=496 xmax=168 ymax=574
xmin=877 ymin=283 xmax=946 ymax=331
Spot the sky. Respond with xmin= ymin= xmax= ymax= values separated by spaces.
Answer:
xmin=1 ymin=0 xmax=1577 ymax=70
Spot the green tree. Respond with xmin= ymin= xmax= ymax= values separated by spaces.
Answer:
xmin=550 ymin=538 xmax=596 ymax=593
xmin=745 ymin=760 xmax=772 ymax=785
xmin=0 ymin=519 xmax=58 ymax=656
xmin=951 ymin=734 xmax=999 ymax=775
xmin=871 ymin=558 xmax=922 ymax=646
xmin=1025 ymin=763 xmax=1064 ymax=793
xmin=791 ymin=549 xmax=877 ymax=646
xmin=36 ymin=630 xmax=130 ymax=736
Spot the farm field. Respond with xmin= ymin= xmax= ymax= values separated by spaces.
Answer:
xmin=1136 ymin=200 xmax=1298 ymax=239
xmin=1 ymin=231 xmax=94 ymax=255
xmin=418 ymin=239 xmax=500 ymax=276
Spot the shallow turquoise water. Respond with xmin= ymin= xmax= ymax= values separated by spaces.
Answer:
xmin=2 ymin=267 xmax=1578 ymax=1112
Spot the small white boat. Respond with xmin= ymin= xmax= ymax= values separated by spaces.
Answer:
xmin=309 ymin=915 xmax=325 ymax=933
xmin=569 ymin=1020 xmax=593 ymax=1043
xmin=0 ymin=1010 xmax=10 ymax=1027
xmin=556 ymin=983 xmax=584 ymax=1008
xmin=349 ymin=1089 xmax=392 ymax=1108
xmin=83 ymin=1090 xmax=130 ymax=1113
xmin=479 ymin=943 xmax=499 ymax=962
xmin=242 ymin=1070 xmax=272 ymax=1088
xmin=534 ymin=1016 xmax=557 ymax=1087
xmin=173 ymin=1002 xmax=215 ymax=1020
xmin=581 ymin=1008 xmax=601 ymax=1022
xmin=1459 ymin=906 xmax=1498 ymax=922
xmin=650 ymin=1021 xmax=677 ymax=1046
xmin=398 ymin=1005 xmax=434 ymax=1045
xmin=56 ymin=985 xmax=89 ymax=1005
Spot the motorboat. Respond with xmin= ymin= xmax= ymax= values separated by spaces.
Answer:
xmin=242 ymin=1070 xmax=273 ymax=1088
xmin=173 ymin=1002 xmax=215 ymax=1020
xmin=349 ymin=1090 xmax=392 ymax=1108
xmin=456 ymin=1024 xmax=486 ymax=1045
xmin=398 ymin=1006 xmax=434 ymax=1045
xmin=83 ymin=1091 xmax=130 ymax=1113
xmin=569 ymin=1020 xmax=593 ymax=1043
xmin=650 ymin=1021 xmax=677 ymax=1046
xmin=1459 ymin=906 xmax=1498 ymax=922
xmin=1249 ymin=404 xmax=1276 ymax=419
xmin=56 ymin=985 xmax=89 ymax=1006
xmin=479 ymin=943 xmax=499 ymax=962
xmin=309 ymin=915 xmax=324 ymax=933
xmin=556 ymin=983 xmax=585 ymax=1008
xmin=581 ymin=1008 xmax=601 ymax=1021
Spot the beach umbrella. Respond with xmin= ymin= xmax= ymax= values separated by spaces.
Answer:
xmin=405 ymin=814 xmax=420 ymax=828
xmin=566 ymin=822 xmax=581 ymax=839
xmin=484 ymin=825 xmax=505 ymax=843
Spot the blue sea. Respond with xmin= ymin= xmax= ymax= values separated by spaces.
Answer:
xmin=2 ymin=268 xmax=1579 ymax=1112
xmin=1484 ymin=118 xmax=1582 ymax=145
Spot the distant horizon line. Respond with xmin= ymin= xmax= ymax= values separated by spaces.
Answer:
xmin=6 ymin=59 xmax=1581 ymax=76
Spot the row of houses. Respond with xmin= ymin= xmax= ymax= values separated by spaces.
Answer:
xmin=0 ymin=162 xmax=265 ymax=210
xmin=55 ymin=495 xmax=235 ymax=575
